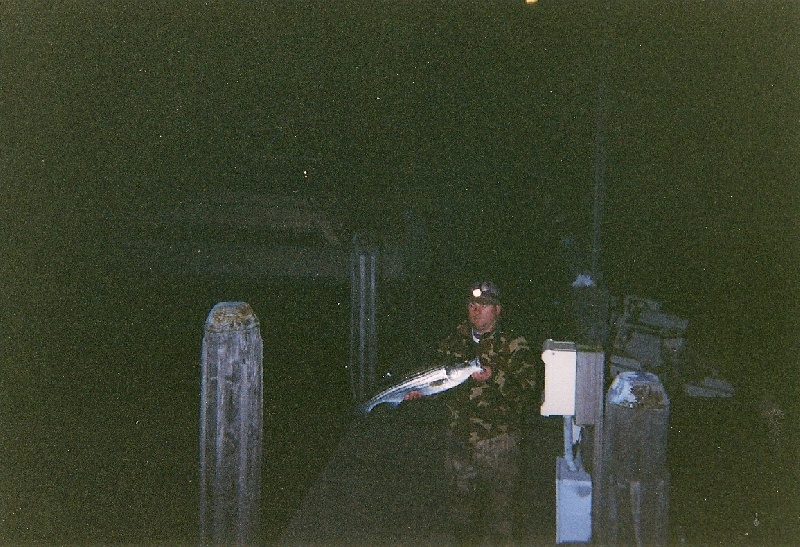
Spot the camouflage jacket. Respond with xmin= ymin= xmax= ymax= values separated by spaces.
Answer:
xmin=437 ymin=321 xmax=539 ymax=446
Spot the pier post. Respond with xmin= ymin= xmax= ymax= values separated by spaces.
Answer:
xmin=199 ymin=302 xmax=264 ymax=545
xmin=601 ymin=371 xmax=670 ymax=545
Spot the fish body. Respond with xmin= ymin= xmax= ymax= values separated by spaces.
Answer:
xmin=360 ymin=357 xmax=483 ymax=414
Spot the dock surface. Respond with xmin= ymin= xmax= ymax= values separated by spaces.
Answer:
xmin=282 ymin=400 xmax=561 ymax=545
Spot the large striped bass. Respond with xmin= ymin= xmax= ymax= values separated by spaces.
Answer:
xmin=360 ymin=357 xmax=483 ymax=414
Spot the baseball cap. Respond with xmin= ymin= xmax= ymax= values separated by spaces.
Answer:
xmin=468 ymin=281 xmax=501 ymax=305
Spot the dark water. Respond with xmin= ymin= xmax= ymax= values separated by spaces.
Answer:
xmin=668 ymin=396 xmax=798 ymax=544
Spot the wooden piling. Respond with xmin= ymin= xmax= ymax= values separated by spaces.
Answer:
xmin=199 ymin=302 xmax=263 ymax=545
xmin=600 ymin=372 xmax=670 ymax=545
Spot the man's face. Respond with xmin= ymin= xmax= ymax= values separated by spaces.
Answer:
xmin=467 ymin=301 xmax=501 ymax=334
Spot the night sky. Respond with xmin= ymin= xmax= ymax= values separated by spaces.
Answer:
xmin=1 ymin=0 xmax=798 ymax=542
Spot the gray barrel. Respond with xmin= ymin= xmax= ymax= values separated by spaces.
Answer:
xmin=199 ymin=302 xmax=264 ymax=545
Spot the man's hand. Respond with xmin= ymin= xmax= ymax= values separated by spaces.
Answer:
xmin=404 ymin=390 xmax=423 ymax=401
xmin=471 ymin=365 xmax=492 ymax=382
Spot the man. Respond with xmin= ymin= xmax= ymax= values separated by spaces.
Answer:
xmin=407 ymin=281 xmax=539 ymax=543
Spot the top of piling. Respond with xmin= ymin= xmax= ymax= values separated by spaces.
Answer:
xmin=204 ymin=302 xmax=260 ymax=333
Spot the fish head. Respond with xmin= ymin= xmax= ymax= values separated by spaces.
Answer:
xmin=445 ymin=358 xmax=484 ymax=382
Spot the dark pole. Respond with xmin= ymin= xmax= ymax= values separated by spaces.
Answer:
xmin=592 ymin=79 xmax=606 ymax=278
xmin=592 ymin=5 xmax=609 ymax=280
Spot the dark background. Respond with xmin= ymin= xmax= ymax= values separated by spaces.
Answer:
xmin=1 ymin=1 xmax=797 ymax=543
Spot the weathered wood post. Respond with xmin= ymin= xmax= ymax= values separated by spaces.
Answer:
xmin=601 ymin=371 xmax=670 ymax=546
xmin=199 ymin=302 xmax=263 ymax=545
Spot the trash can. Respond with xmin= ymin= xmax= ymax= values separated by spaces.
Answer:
xmin=601 ymin=371 xmax=670 ymax=546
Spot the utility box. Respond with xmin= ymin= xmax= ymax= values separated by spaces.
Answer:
xmin=541 ymin=340 xmax=578 ymax=416
xmin=575 ymin=348 xmax=604 ymax=426
xmin=541 ymin=340 xmax=604 ymax=424
xmin=541 ymin=341 xmax=605 ymax=544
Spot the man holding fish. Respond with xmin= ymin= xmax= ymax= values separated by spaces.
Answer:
xmin=405 ymin=280 xmax=539 ymax=543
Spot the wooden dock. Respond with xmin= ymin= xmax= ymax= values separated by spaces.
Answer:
xmin=281 ymin=400 xmax=562 ymax=545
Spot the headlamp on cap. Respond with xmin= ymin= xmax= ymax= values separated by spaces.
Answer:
xmin=468 ymin=281 xmax=500 ymax=305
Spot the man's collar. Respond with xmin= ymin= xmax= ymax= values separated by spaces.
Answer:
xmin=470 ymin=326 xmax=498 ymax=343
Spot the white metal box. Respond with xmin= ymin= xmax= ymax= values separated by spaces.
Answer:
xmin=540 ymin=339 xmax=578 ymax=416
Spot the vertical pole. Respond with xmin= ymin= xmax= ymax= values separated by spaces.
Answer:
xmin=575 ymin=348 xmax=606 ymax=542
xmin=359 ymin=251 xmax=368 ymax=396
xmin=349 ymin=240 xmax=359 ymax=401
xmin=367 ymin=248 xmax=378 ymax=391
xmin=591 ymin=79 xmax=606 ymax=278
xmin=349 ymin=237 xmax=379 ymax=402
xmin=563 ymin=416 xmax=576 ymax=471
xmin=350 ymin=238 xmax=368 ymax=401
xmin=199 ymin=302 xmax=263 ymax=545
xmin=591 ymin=4 xmax=609 ymax=280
